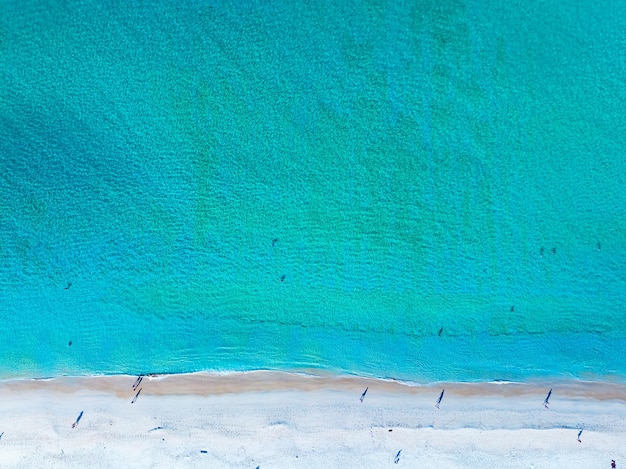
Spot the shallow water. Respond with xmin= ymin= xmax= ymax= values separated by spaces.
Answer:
xmin=1 ymin=0 xmax=625 ymax=381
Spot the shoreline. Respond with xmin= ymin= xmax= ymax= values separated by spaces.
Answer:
xmin=2 ymin=370 xmax=626 ymax=401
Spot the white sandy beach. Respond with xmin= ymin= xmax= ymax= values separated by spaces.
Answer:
xmin=0 ymin=372 xmax=624 ymax=468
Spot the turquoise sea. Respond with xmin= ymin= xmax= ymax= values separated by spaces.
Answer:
xmin=1 ymin=0 xmax=625 ymax=382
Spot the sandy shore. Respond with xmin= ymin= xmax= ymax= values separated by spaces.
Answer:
xmin=0 ymin=371 xmax=624 ymax=468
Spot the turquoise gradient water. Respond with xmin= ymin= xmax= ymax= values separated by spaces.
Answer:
xmin=1 ymin=0 xmax=625 ymax=382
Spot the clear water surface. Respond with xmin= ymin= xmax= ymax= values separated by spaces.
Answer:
xmin=0 ymin=0 xmax=625 ymax=382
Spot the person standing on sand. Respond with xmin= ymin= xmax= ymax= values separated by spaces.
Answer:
xmin=132 ymin=375 xmax=143 ymax=390
xmin=72 ymin=411 xmax=84 ymax=428
xmin=543 ymin=388 xmax=552 ymax=409
xmin=360 ymin=387 xmax=368 ymax=402
xmin=611 ymin=460 xmax=616 ymax=468
xmin=577 ymin=429 xmax=583 ymax=442
xmin=132 ymin=388 xmax=142 ymax=404
xmin=435 ymin=389 xmax=444 ymax=409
